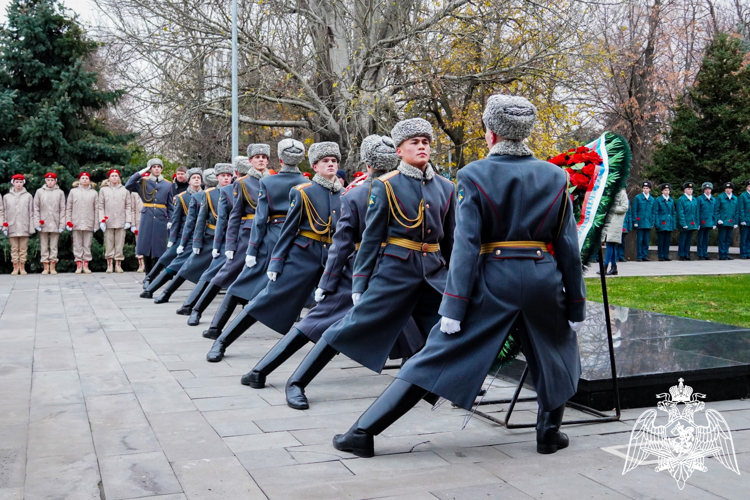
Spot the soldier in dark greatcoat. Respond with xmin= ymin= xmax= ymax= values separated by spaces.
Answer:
xmin=284 ymin=118 xmax=456 ymax=411
xmin=199 ymin=140 xmax=307 ymax=340
xmin=332 ymin=95 xmax=586 ymax=459
xmin=187 ymin=146 xmax=270 ymax=325
xmin=205 ymin=142 xmax=344 ymax=362
xmin=125 ymin=158 xmax=173 ymax=275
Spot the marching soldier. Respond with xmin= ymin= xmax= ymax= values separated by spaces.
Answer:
xmin=741 ymin=180 xmax=750 ymax=259
xmin=654 ymin=183 xmax=675 ymax=261
xmin=676 ymin=182 xmax=699 ymax=260
xmin=284 ymin=118 xmax=456 ymax=411
xmin=715 ymin=182 xmax=739 ymax=260
xmin=140 ymin=168 xmax=205 ymax=298
xmin=98 ymin=169 xmax=133 ymax=273
xmin=2 ymin=174 xmax=34 ymax=275
xmin=33 ymin=172 xmax=66 ymax=275
xmin=696 ymin=182 xmax=716 ymax=260
xmin=205 ymin=142 xmax=343 ymax=362
xmin=198 ymin=140 xmax=306 ymax=339
xmin=332 ymin=95 xmax=585 ymax=458
xmin=632 ymin=181 xmax=656 ymax=261
xmin=66 ymin=172 xmax=99 ymax=274
xmin=187 ymin=147 xmax=270 ymax=325
xmin=125 ymin=158 xmax=173 ymax=275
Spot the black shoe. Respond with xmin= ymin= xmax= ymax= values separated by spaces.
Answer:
xmin=285 ymin=340 xmax=338 ymax=410
xmin=202 ymin=294 xmax=242 ymax=340
xmin=241 ymin=370 xmax=266 ymax=389
xmin=188 ymin=310 xmax=201 ymax=326
xmin=205 ymin=311 xmax=257 ymax=362
xmin=642 ymin=257 xmax=651 ymax=261
xmin=606 ymin=266 xmax=618 ymax=276
xmin=142 ymin=278 xmax=151 ymax=290
xmin=140 ymin=290 xmax=153 ymax=299
xmin=154 ymin=292 xmax=171 ymax=304
xmin=536 ymin=404 xmax=569 ymax=454
xmin=727 ymin=257 xmax=734 ymax=260
xmin=242 ymin=330 xmax=310 ymax=389
xmin=203 ymin=328 xmax=220 ymax=340
xmin=176 ymin=305 xmax=192 ymax=315
xmin=719 ymin=257 xmax=728 ymax=260
xmin=332 ymin=429 xmax=374 ymax=458
xmin=664 ymin=258 xmax=672 ymax=261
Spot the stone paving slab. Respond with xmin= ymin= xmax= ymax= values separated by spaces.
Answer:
xmin=1 ymin=272 xmax=750 ymax=499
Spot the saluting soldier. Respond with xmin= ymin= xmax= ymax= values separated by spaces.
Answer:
xmin=98 ymin=169 xmax=133 ymax=273
xmin=676 ymin=182 xmax=699 ymax=260
xmin=284 ymin=118 xmax=456 ymax=411
xmin=696 ymin=182 xmax=716 ymax=260
xmin=632 ymin=181 xmax=656 ymax=261
xmin=125 ymin=158 xmax=173 ymax=275
xmin=332 ymin=95 xmax=585 ymax=459
xmin=140 ymin=168 xmax=206 ymax=298
xmin=715 ymin=181 xmax=739 ymax=260
xmin=199 ymin=140 xmax=306 ymax=339
xmin=205 ymin=142 xmax=343 ymax=362
xmin=33 ymin=172 xmax=66 ymax=275
xmin=740 ymin=180 xmax=750 ymax=259
xmin=66 ymin=172 xmax=99 ymax=274
xmin=187 ymin=147 xmax=269 ymax=325
xmin=654 ymin=183 xmax=676 ymax=261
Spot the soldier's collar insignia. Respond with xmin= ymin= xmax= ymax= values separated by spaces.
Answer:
xmin=290 ymin=198 xmax=296 ymax=208
xmin=458 ymin=188 xmax=464 ymax=204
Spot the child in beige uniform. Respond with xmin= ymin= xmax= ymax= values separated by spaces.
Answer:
xmin=2 ymin=174 xmax=35 ymax=275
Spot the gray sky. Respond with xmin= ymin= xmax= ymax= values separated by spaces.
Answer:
xmin=0 ymin=0 xmax=98 ymax=25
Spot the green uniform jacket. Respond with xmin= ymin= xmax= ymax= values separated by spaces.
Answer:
xmin=740 ymin=190 xmax=750 ymax=225
xmin=676 ymin=194 xmax=699 ymax=231
xmin=632 ymin=193 xmax=656 ymax=228
xmin=654 ymin=195 xmax=676 ymax=232
xmin=714 ymin=193 xmax=739 ymax=226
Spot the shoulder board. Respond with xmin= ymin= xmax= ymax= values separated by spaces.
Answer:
xmin=176 ymin=191 xmax=189 ymax=198
xmin=238 ymin=175 xmax=248 ymax=181
xmin=293 ymin=182 xmax=313 ymax=191
xmin=205 ymin=187 xmax=216 ymax=193
xmin=377 ymin=171 xmax=400 ymax=182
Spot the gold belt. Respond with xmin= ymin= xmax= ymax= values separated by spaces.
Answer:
xmin=242 ymin=214 xmax=255 ymax=220
xmin=480 ymin=241 xmax=548 ymax=255
xmin=207 ymin=223 xmax=216 ymax=230
xmin=387 ymin=237 xmax=439 ymax=253
xmin=143 ymin=203 xmax=166 ymax=209
xmin=299 ymin=230 xmax=333 ymax=244
xmin=354 ymin=242 xmax=386 ymax=250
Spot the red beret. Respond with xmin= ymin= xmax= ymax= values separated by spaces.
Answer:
xmin=107 ymin=169 xmax=120 ymax=177
xmin=78 ymin=172 xmax=90 ymax=179
xmin=44 ymin=172 xmax=57 ymax=179
xmin=11 ymin=174 xmax=25 ymax=181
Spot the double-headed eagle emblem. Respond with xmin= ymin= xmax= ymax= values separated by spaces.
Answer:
xmin=623 ymin=378 xmax=740 ymax=489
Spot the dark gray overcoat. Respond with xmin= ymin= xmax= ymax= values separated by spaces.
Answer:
xmin=166 ymin=190 xmax=203 ymax=274
xmin=177 ymin=187 xmax=220 ymax=283
xmin=197 ymin=183 xmax=234 ymax=282
xmin=126 ymin=172 xmax=173 ymax=258
xmin=397 ymin=154 xmax=586 ymax=412
xmin=155 ymin=190 xmax=190 ymax=268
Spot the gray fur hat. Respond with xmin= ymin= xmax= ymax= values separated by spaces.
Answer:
xmin=214 ymin=163 xmax=233 ymax=176
xmin=186 ymin=167 xmax=203 ymax=181
xmin=233 ymin=156 xmax=251 ymax=175
xmin=361 ymin=135 xmax=399 ymax=171
xmin=277 ymin=139 xmax=305 ymax=166
xmin=247 ymin=143 xmax=271 ymax=159
xmin=147 ymin=158 xmax=163 ymax=168
xmin=482 ymin=94 xmax=537 ymax=141
xmin=391 ymin=118 xmax=433 ymax=147
xmin=203 ymin=168 xmax=217 ymax=187
xmin=308 ymin=142 xmax=341 ymax=165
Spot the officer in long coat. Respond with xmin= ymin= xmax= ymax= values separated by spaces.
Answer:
xmin=632 ymin=181 xmax=656 ymax=261
xmin=696 ymin=182 xmax=716 ymax=260
xmin=126 ymin=158 xmax=173 ymax=275
xmin=200 ymin=140 xmax=307 ymax=340
xmin=155 ymin=164 xmax=234 ymax=303
xmin=205 ymin=142 xmax=343 ymax=362
xmin=187 ymin=147 xmax=269 ymax=325
xmin=654 ymin=183 xmax=676 ymax=261
xmin=741 ymin=180 xmax=750 ymax=259
xmin=284 ymin=118 xmax=456 ymax=411
xmin=240 ymin=136 xmax=424 ymax=389
xmin=332 ymin=95 xmax=586 ymax=459
xmin=676 ymin=182 xmax=699 ymax=260
xmin=715 ymin=181 xmax=739 ymax=260
xmin=140 ymin=169 xmax=207 ymax=298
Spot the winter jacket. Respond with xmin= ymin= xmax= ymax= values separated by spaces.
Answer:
xmin=33 ymin=184 xmax=66 ymax=232
xmin=131 ymin=191 xmax=143 ymax=229
xmin=65 ymin=183 xmax=99 ymax=231
xmin=714 ymin=193 xmax=739 ymax=227
xmin=740 ymin=190 xmax=750 ymax=225
xmin=602 ymin=189 xmax=629 ymax=244
xmin=654 ymin=195 xmax=676 ymax=232
xmin=676 ymin=194 xmax=699 ymax=231
xmin=632 ymin=192 xmax=656 ymax=229
xmin=98 ymin=180 xmax=132 ymax=228
xmin=697 ymin=194 xmax=716 ymax=228
xmin=2 ymin=188 xmax=35 ymax=237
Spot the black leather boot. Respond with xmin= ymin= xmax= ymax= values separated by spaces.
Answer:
xmin=155 ymin=276 xmax=185 ymax=304
xmin=241 ymin=329 xmax=310 ymax=388
xmin=202 ymin=294 xmax=241 ymax=339
xmin=143 ymin=261 xmax=164 ymax=289
xmin=189 ymin=284 xmax=222 ymax=326
xmin=285 ymin=340 xmax=339 ymax=410
xmin=606 ymin=264 xmax=618 ymax=276
xmin=206 ymin=309 xmax=257 ymax=362
xmin=140 ymin=271 xmax=172 ymax=299
xmin=177 ymin=281 xmax=209 ymax=314
xmin=333 ymin=379 xmax=428 ymax=458
xmin=536 ymin=403 xmax=569 ymax=454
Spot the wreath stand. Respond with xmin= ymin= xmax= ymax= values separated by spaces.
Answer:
xmin=471 ymin=247 xmax=622 ymax=428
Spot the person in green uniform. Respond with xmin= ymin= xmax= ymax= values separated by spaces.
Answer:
xmin=632 ymin=181 xmax=656 ymax=261
xmin=740 ymin=180 xmax=750 ymax=259
xmin=676 ymin=182 xmax=699 ymax=260
xmin=696 ymin=182 xmax=716 ymax=260
xmin=715 ymin=182 xmax=739 ymax=260
xmin=654 ymin=183 xmax=675 ymax=261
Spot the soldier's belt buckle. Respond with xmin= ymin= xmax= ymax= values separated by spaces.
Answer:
xmin=421 ymin=243 xmax=429 ymax=252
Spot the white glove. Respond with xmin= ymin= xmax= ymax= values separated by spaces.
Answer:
xmin=314 ymin=288 xmax=326 ymax=302
xmin=267 ymin=271 xmax=278 ymax=281
xmin=139 ymin=165 xmax=150 ymax=175
xmin=212 ymin=249 xmax=220 ymax=258
xmin=718 ymin=220 xmax=723 ymax=225
xmin=58 ymin=229 xmax=63 ymax=233
xmin=245 ymin=255 xmax=257 ymax=268
xmin=440 ymin=317 xmax=462 ymax=334
xmin=352 ymin=293 xmax=362 ymax=306
xmin=225 ymin=250 xmax=234 ymax=260
xmin=124 ymin=222 xmax=131 ymax=230
xmin=176 ymin=245 xmax=184 ymax=254
xmin=167 ymin=222 xmax=172 ymax=230
xmin=2 ymin=230 xmax=7 ymax=237
xmin=192 ymin=247 xmax=200 ymax=255
xmin=167 ymin=241 xmax=173 ymax=248
xmin=569 ymin=321 xmax=583 ymax=332
xmin=734 ymin=225 xmax=738 ymax=229
xmin=36 ymin=226 xmax=42 ymax=232
xmin=683 ymin=226 xmax=688 ymax=229
xmin=633 ymin=223 xmax=638 ymax=228
xmin=65 ymin=226 xmax=72 ymax=232
xmin=130 ymin=226 xmax=137 ymax=234
xmin=742 ymin=222 xmax=747 ymax=226
xmin=713 ymin=226 xmax=717 ymax=230
xmin=99 ymin=222 xmax=107 ymax=232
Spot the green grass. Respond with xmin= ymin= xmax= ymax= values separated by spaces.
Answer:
xmin=585 ymin=274 xmax=750 ymax=328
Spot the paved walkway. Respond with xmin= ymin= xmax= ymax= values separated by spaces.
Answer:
xmin=1 ymin=273 xmax=749 ymax=499
xmin=584 ymin=255 xmax=750 ymax=278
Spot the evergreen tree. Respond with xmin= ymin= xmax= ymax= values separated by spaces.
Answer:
xmin=647 ymin=32 xmax=750 ymax=187
xmin=0 ymin=0 xmax=133 ymax=191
